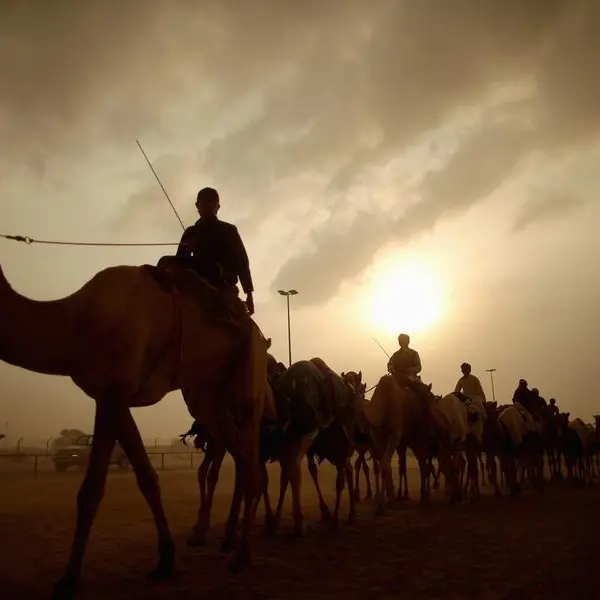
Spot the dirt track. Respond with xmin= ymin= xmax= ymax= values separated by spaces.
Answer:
xmin=1 ymin=459 xmax=599 ymax=600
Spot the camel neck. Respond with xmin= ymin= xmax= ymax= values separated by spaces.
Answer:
xmin=0 ymin=284 xmax=75 ymax=376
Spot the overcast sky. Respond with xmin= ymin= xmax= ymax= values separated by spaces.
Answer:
xmin=1 ymin=0 xmax=599 ymax=447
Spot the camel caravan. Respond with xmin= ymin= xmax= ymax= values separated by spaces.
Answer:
xmin=1 ymin=187 xmax=597 ymax=600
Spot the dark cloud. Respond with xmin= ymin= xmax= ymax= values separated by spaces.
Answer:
xmin=3 ymin=0 xmax=600 ymax=304
xmin=512 ymin=192 xmax=589 ymax=233
xmin=272 ymin=113 xmax=536 ymax=305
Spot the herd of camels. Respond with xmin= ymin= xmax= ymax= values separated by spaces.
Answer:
xmin=0 ymin=261 xmax=596 ymax=600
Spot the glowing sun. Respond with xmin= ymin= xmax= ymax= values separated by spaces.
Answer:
xmin=365 ymin=259 xmax=444 ymax=335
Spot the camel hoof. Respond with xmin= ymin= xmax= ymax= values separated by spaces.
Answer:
xmin=147 ymin=560 xmax=176 ymax=582
xmin=51 ymin=576 xmax=78 ymax=600
xmin=263 ymin=516 xmax=277 ymax=536
xmin=220 ymin=536 xmax=238 ymax=554
xmin=292 ymin=521 xmax=306 ymax=537
xmin=228 ymin=549 xmax=250 ymax=573
xmin=320 ymin=507 xmax=333 ymax=523
xmin=186 ymin=532 xmax=207 ymax=547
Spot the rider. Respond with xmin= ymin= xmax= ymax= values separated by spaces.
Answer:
xmin=176 ymin=187 xmax=254 ymax=314
xmin=454 ymin=362 xmax=487 ymax=416
xmin=387 ymin=333 xmax=431 ymax=400
xmin=530 ymin=388 xmax=548 ymax=412
xmin=548 ymin=398 xmax=559 ymax=417
xmin=512 ymin=378 xmax=534 ymax=414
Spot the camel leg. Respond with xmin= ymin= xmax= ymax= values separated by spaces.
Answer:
xmin=189 ymin=445 xmax=226 ymax=546
xmin=118 ymin=408 xmax=176 ymax=579
xmin=345 ymin=461 xmax=357 ymax=524
xmin=260 ymin=461 xmax=275 ymax=533
xmin=221 ymin=454 xmax=245 ymax=554
xmin=288 ymin=435 xmax=315 ymax=537
xmin=479 ymin=452 xmax=487 ymax=486
xmin=416 ymin=455 xmax=431 ymax=504
xmin=52 ymin=403 xmax=118 ymax=600
xmin=375 ymin=434 xmax=399 ymax=515
xmin=363 ymin=457 xmax=373 ymax=499
xmin=307 ymin=452 xmax=333 ymax=522
xmin=228 ymin=438 xmax=263 ymax=572
xmin=330 ymin=464 xmax=346 ymax=531
xmin=269 ymin=456 xmax=291 ymax=535
xmin=373 ymin=456 xmax=381 ymax=498
xmin=486 ymin=453 xmax=501 ymax=496
xmin=353 ymin=453 xmax=363 ymax=502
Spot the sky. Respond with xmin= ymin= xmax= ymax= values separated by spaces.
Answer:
xmin=1 ymin=0 xmax=599 ymax=447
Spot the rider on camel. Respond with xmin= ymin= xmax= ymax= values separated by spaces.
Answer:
xmin=512 ymin=378 xmax=536 ymax=415
xmin=387 ymin=333 xmax=431 ymax=400
xmin=176 ymin=187 xmax=255 ymax=315
xmin=548 ymin=398 xmax=559 ymax=417
xmin=454 ymin=362 xmax=487 ymax=417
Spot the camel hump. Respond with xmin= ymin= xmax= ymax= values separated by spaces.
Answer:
xmin=144 ymin=258 xmax=250 ymax=330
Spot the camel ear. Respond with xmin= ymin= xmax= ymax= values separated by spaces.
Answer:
xmin=358 ymin=370 xmax=362 ymax=381
xmin=265 ymin=337 xmax=272 ymax=349
xmin=341 ymin=371 xmax=345 ymax=378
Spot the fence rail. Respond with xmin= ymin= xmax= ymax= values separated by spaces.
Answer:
xmin=0 ymin=450 xmax=204 ymax=477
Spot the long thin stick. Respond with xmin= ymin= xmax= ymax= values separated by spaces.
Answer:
xmin=372 ymin=337 xmax=390 ymax=358
xmin=135 ymin=138 xmax=185 ymax=231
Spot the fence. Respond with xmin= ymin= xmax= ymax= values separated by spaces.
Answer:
xmin=0 ymin=449 xmax=206 ymax=478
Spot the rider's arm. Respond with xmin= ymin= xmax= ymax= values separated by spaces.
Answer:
xmin=454 ymin=377 xmax=463 ymax=393
xmin=176 ymin=227 xmax=194 ymax=258
xmin=476 ymin=377 xmax=487 ymax=401
xmin=230 ymin=226 xmax=254 ymax=295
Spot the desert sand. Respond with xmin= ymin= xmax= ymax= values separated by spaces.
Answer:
xmin=1 ymin=455 xmax=598 ymax=599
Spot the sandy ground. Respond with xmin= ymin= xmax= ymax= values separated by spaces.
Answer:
xmin=1 ymin=456 xmax=600 ymax=600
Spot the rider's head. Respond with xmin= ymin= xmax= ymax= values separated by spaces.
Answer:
xmin=549 ymin=398 xmax=556 ymax=405
xmin=397 ymin=333 xmax=410 ymax=348
xmin=518 ymin=378 xmax=528 ymax=388
xmin=196 ymin=187 xmax=220 ymax=219
xmin=531 ymin=388 xmax=539 ymax=396
xmin=460 ymin=362 xmax=471 ymax=375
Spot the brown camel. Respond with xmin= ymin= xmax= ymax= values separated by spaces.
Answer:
xmin=0 ymin=263 xmax=270 ymax=599
xmin=363 ymin=375 xmax=447 ymax=512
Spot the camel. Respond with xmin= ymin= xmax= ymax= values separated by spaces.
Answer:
xmin=363 ymin=375 xmax=451 ymax=512
xmin=496 ymin=403 xmax=544 ymax=495
xmin=179 ymin=353 xmax=285 ymax=548
xmin=265 ymin=358 xmax=363 ymax=536
xmin=0 ymin=263 xmax=271 ymax=599
xmin=303 ymin=370 xmax=366 ymax=530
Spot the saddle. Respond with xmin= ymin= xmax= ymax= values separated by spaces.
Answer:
xmin=144 ymin=257 xmax=250 ymax=330
xmin=454 ymin=392 xmax=480 ymax=424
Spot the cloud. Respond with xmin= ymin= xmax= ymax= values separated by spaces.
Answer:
xmin=3 ymin=0 xmax=600 ymax=305
xmin=512 ymin=192 xmax=589 ymax=233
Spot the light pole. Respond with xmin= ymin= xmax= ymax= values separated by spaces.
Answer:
xmin=485 ymin=368 xmax=497 ymax=403
xmin=277 ymin=289 xmax=298 ymax=367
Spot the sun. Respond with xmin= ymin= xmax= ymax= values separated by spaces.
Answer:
xmin=365 ymin=258 xmax=445 ymax=335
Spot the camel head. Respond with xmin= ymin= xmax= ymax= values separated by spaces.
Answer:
xmin=341 ymin=370 xmax=365 ymax=397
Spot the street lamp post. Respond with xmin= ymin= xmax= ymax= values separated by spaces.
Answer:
xmin=277 ymin=289 xmax=298 ymax=367
xmin=485 ymin=368 xmax=497 ymax=403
